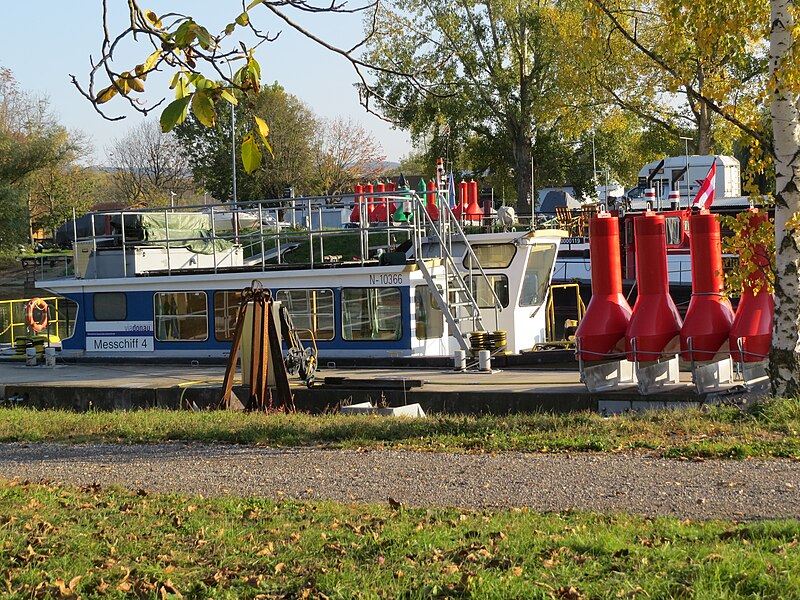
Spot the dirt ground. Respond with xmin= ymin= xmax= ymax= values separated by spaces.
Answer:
xmin=0 ymin=260 xmax=30 ymax=300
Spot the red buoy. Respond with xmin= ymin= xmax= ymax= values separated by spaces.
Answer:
xmin=625 ymin=211 xmax=683 ymax=362
xmin=453 ymin=180 xmax=468 ymax=220
xmin=465 ymin=180 xmax=482 ymax=224
xmin=350 ymin=184 xmax=364 ymax=223
xmin=372 ymin=182 xmax=388 ymax=222
xmin=680 ymin=211 xmax=734 ymax=362
xmin=425 ymin=179 xmax=439 ymax=221
xmin=575 ymin=211 xmax=632 ymax=361
xmin=729 ymin=208 xmax=773 ymax=363
xmin=364 ymin=183 xmax=375 ymax=219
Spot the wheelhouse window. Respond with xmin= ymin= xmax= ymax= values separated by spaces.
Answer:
xmin=520 ymin=244 xmax=557 ymax=306
xmin=465 ymin=275 xmax=509 ymax=308
xmin=342 ymin=287 xmax=402 ymax=341
xmin=213 ymin=290 xmax=243 ymax=341
xmin=154 ymin=292 xmax=208 ymax=341
xmin=276 ymin=289 xmax=334 ymax=341
xmin=415 ymin=286 xmax=444 ymax=340
xmin=94 ymin=292 xmax=126 ymax=321
xmin=463 ymin=243 xmax=516 ymax=269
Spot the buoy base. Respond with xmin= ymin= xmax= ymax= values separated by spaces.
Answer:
xmin=580 ymin=359 xmax=637 ymax=393
xmin=635 ymin=355 xmax=680 ymax=395
xmin=691 ymin=357 xmax=734 ymax=395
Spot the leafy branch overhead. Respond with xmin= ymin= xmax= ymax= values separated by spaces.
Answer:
xmin=71 ymin=0 xmax=401 ymax=174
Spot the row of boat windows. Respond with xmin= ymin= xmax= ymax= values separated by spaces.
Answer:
xmin=92 ymin=287 xmax=445 ymax=343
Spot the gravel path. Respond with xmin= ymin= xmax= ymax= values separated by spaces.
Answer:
xmin=1 ymin=442 xmax=798 ymax=521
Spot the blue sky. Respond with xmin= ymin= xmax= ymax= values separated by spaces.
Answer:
xmin=1 ymin=1 xmax=411 ymax=163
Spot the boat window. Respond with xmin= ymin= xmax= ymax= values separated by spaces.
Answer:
xmin=520 ymin=243 xmax=557 ymax=306
xmin=463 ymin=244 xmax=516 ymax=269
xmin=341 ymin=287 xmax=402 ymax=341
xmin=414 ymin=286 xmax=444 ymax=340
xmin=465 ymin=275 xmax=509 ymax=308
xmin=276 ymin=289 xmax=334 ymax=341
xmin=154 ymin=292 xmax=208 ymax=342
xmin=665 ymin=217 xmax=683 ymax=246
xmin=213 ymin=290 xmax=243 ymax=341
xmin=93 ymin=292 xmax=126 ymax=321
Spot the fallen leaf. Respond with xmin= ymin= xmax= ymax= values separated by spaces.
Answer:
xmin=274 ymin=562 xmax=286 ymax=574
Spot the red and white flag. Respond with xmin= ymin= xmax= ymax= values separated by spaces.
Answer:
xmin=692 ymin=162 xmax=716 ymax=210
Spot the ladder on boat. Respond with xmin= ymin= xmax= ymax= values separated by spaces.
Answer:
xmin=410 ymin=188 xmax=502 ymax=352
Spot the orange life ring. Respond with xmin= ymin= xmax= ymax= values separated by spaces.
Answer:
xmin=25 ymin=298 xmax=49 ymax=332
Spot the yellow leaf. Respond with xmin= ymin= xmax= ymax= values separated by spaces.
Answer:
xmin=274 ymin=562 xmax=286 ymax=574
xmin=96 ymin=85 xmax=118 ymax=104
xmin=145 ymin=10 xmax=163 ymax=28
xmin=247 ymin=0 xmax=266 ymax=8
xmin=253 ymin=115 xmax=270 ymax=146
xmin=236 ymin=12 xmax=250 ymax=26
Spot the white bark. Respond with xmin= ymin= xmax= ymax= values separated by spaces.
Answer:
xmin=770 ymin=0 xmax=800 ymax=396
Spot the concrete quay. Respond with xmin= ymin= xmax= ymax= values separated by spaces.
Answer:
xmin=0 ymin=357 xmax=750 ymax=415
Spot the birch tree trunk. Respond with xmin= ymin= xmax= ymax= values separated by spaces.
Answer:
xmin=769 ymin=0 xmax=800 ymax=396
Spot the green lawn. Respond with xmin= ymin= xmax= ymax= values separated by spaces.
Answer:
xmin=0 ymin=397 xmax=798 ymax=459
xmin=1 ymin=480 xmax=798 ymax=599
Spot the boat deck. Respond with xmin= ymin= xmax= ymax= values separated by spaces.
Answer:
xmin=0 ymin=359 xmax=752 ymax=415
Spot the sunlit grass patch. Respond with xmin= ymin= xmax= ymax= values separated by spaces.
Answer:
xmin=0 ymin=481 xmax=798 ymax=599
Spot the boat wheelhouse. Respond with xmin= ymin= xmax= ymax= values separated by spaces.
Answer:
xmin=35 ymin=188 xmax=564 ymax=361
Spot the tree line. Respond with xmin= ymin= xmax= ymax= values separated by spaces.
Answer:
xmin=0 ymin=73 xmax=387 ymax=248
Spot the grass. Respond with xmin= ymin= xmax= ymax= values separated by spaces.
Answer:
xmin=1 ymin=480 xmax=798 ymax=599
xmin=0 ymin=397 xmax=799 ymax=459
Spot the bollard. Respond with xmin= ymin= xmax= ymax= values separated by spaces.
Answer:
xmin=478 ymin=349 xmax=491 ymax=372
xmin=453 ymin=349 xmax=466 ymax=371
xmin=25 ymin=346 xmax=37 ymax=367
xmin=44 ymin=347 xmax=56 ymax=367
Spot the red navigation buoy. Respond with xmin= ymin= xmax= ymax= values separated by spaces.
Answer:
xmin=575 ymin=211 xmax=632 ymax=361
xmin=425 ymin=179 xmax=439 ymax=221
xmin=465 ymin=180 xmax=482 ymax=224
xmin=625 ymin=211 xmax=683 ymax=362
xmin=454 ymin=180 xmax=468 ymax=221
xmin=729 ymin=208 xmax=773 ymax=363
xmin=350 ymin=184 xmax=364 ymax=223
xmin=680 ymin=211 xmax=734 ymax=362
xmin=372 ymin=182 xmax=388 ymax=222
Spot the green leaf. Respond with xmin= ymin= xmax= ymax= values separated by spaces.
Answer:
xmin=241 ymin=134 xmax=262 ymax=173
xmin=191 ymin=90 xmax=216 ymax=127
xmin=160 ymin=96 xmax=191 ymax=132
xmin=236 ymin=12 xmax=250 ymax=27
xmin=224 ymin=22 xmax=236 ymax=35
xmin=174 ymin=21 xmax=195 ymax=46
xmin=195 ymin=25 xmax=212 ymax=50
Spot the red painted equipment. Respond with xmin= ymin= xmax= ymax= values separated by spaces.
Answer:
xmin=680 ymin=211 xmax=734 ymax=362
xmin=625 ymin=211 xmax=683 ymax=362
xmin=425 ymin=179 xmax=439 ymax=220
xmin=465 ymin=180 xmax=482 ymax=223
xmin=729 ymin=208 xmax=773 ymax=363
xmin=371 ymin=182 xmax=388 ymax=222
xmin=575 ymin=211 xmax=632 ymax=361
xmin=453 ymin=180 xmax=468 ymax=220
xmin=364 ymin=183 xmax=375 ymax=219
xmin=350 ymin=184 xmax=364 ymax=223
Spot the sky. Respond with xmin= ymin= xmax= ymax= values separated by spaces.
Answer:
xmin=1 ymin=1 xmax=412 ymax=164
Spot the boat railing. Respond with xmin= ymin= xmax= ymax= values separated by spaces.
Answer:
xmin=41 ymin=193 xmax=424 ymax=280
xmin=0 ymin=296 xmax=78 ymax=349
